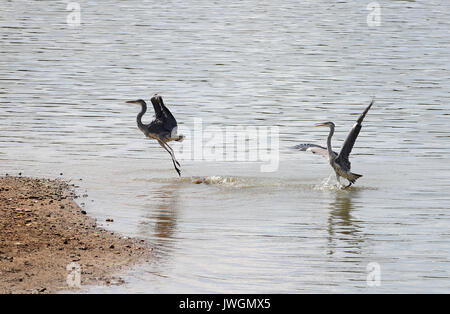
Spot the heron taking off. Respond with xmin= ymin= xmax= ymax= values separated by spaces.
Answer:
xmin=294 ymin=100 xmax=374 ymax=188
xmin=126 ymin=94 xmax=185 ymax=176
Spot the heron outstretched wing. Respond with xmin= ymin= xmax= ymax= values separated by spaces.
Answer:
xmin=335 ymin=100 xmax=374 ymax=170
xmin=150 ymin=96 xmax=163 ymax=119
xmin=150 ymin=94 xmax=178 ymax=131
xmin=293 ymin=143 xmax=337 ymax=158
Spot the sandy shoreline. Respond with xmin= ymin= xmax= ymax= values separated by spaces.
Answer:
xmin=0 ymin=176 xmax=151 ymax=294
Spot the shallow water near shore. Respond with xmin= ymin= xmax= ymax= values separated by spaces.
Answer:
xmin=1 ymin=1 xmax=450 ymax=293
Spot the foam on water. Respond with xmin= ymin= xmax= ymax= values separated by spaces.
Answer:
xmin=137 ymin=174 xmax=379 ymax=192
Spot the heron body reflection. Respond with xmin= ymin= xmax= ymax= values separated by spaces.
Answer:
xmin=327 ymin=191 xmax=365 ymax=256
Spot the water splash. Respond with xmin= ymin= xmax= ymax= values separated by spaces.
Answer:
xmin=313 ymin=174 xmax=341 ymax=191
xmin=139 ymin=175 xmax=373 ymax=191
xmin=191 ymin=176 xmax=238 ymax=186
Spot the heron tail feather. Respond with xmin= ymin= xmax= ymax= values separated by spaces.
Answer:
xmin=348 ymin=172 xmax=362 ymax=183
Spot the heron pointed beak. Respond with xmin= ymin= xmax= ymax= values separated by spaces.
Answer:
xmin=126 ymin=100 xmax=140 ymax=104
xmin=315 ymin=123 xmax=327 ymax=127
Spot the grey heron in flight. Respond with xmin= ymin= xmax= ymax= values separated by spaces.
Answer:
xmin=126 ymin=94 xmax=185 ymax=176
xmin=294 ymin=100 xmax=374 ymax=188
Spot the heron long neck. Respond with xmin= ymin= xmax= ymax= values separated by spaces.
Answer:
xmin=327 ymin=124 xmax=335 ymax=158
xmin=137 ymin=102 xmax=147 ymax=132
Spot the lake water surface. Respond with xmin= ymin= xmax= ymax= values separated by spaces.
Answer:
xmin=1 ymin=0 xmax=449 ymax=293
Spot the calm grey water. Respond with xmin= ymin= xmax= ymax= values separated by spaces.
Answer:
xmin=1 ymin=0 xmax=450 ymax=293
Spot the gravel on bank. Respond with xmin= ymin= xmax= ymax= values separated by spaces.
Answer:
xmin=0 ymin=176 xmax=151 ymax=294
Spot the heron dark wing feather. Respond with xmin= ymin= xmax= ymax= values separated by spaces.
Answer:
xmin=335 ymin=123 xmax=361 ymax=170
xmin=150 ymin=96 xmax=163 ymax=119
xmin=336 ymin=100 xmax=374 ymax=170
xmin=159 ymin=96 xmax=177 ymax=126
xmin=155 ymin=95 xmax=178 ymax=131
xmin=145 ymin=119 xmax=163 ymax=133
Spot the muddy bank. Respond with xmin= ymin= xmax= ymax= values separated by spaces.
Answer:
xmin=0 ymin=176 xmax=150 ymax=294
